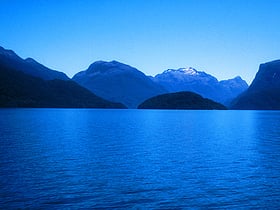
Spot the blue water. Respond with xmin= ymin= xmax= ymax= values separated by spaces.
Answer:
xmin=1 ymin=109 xmax=280 ymax=209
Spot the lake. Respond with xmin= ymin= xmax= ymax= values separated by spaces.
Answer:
xmin=1 ymin=109 xmax=280 ymax=209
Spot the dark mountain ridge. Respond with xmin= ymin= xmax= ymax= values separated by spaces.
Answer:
xmin=0 ymin=46 xmax=69 ymax=80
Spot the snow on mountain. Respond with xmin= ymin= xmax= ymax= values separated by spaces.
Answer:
xmin=152 ymin=67 xmax=248 ymax=105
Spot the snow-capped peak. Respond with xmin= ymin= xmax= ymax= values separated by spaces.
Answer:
xmin=180 ymin=67 xmax=198 ymax=75
xmin=163 ymin=67 xmax=199 ymax=75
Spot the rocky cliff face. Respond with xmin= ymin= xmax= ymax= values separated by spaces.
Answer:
xmin=231 ymin=60 xmax=280 ymax=110
xmin=249 ymin=60 xmax=280 ymax=90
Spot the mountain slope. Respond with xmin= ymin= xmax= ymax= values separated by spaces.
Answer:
xmin=0 ymin=64 xmax=126 ymax=108
xmin=231 ymin=60 xmax=280 ymax=109
xmin=0 ymin=46 xmax=69 ymax=80
xmin=138 ymin=91 xmax=227 ymax=110
xmin=152 ymin=67 xmax=248 ymax=105
xmin=73 ymin=61 xmax=167 ymax=108
xmin=219 ymin=76 xmax=249 ymax=105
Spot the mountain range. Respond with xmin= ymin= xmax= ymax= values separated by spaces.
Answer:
xmin=152 ymin=67 xmax=248 ymax=105
xmin=1 ymin=45 xmax=280 ymax=110
xmin=73 ymin=62 xmax=248 ymax=108
xmin=0 ymin=47 xmax=125 ymax=108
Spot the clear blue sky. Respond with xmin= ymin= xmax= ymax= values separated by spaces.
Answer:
xmin=1 ymin=0 xmax=280 ymax=83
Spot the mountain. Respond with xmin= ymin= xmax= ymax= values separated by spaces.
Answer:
xmin=231 ymin=60 xmax=280 ymax=110
xmin=0 ymin=63 xmax=126 ymax=108
xmin=219 ymin=76 xmax=249 ymax=105
xmin=138 ymin=91 xmax=227 ymax=110
xmin=0 ymin=46 xmax=69 ymax=80
xmin=152 ymin=67 xmax=248 ymax=105
xmin=73 ymin=60 xmax=167 ymax=108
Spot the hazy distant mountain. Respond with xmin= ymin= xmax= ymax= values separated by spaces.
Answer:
xmin=73 ymin=60 xmax=167 ymax=108
xmin=231 ymin=60 xmax=280 ymax=109
xmin=152 ymin=67 xmax=248 ymax=105
xmin=0 ymin=46 xmax=69 ymax=80
xmin=0 ymin=63 xmax=126 ymax=108
xmin=138 ymin=91 xmax=227 ymax=110
xmin=219 ymin=76 xmax=249 ymax=105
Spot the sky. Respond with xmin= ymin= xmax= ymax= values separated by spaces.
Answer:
xmin=0 ymin=0 xmax=280 ymax=84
